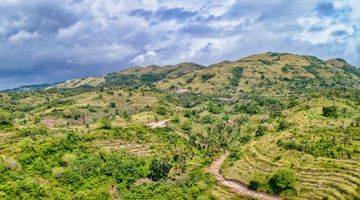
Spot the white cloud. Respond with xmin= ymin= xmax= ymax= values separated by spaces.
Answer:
xmin=56 ymin=21 xmax=86 ymax=40
xmin=131 ymin=51 xmax=158 ymax=65
xmin=0 ymin=0 xmax=359 ymax=90
xmin=0 ymin=0 xmax=19 ymax=6
xmin=8 ymin=30 xmax=40 ymax=43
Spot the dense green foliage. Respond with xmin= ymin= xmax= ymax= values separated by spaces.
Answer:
xmin=0 ymin=110 xmax=13 ymax=125
xmin=268 ymin=168 xmax=297 ymax=194
xmin=149 ymin=159 xmax=171 ymax=181
xmin=322 ymin=106 xmax=338 ymax=117
xmin=228 ymin=67 xmax=243 ymax=87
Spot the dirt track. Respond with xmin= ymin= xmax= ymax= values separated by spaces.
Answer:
xmin=207 ymin=152 xmax=281 ymax=200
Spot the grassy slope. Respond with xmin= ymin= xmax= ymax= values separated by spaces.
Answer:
xmin=222 ymin=97 xmax=360 ymax=199
xmin=0 ymin=52 xmax=359 ymax=199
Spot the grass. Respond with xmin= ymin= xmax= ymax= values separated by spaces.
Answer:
xmin=0 ymin=52 xmax=359 ymax=199
xmin=223 ymin=131 xmax=359 ymax=199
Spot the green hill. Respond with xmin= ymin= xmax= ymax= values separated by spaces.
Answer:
xmin=0 ymin=53 xmax=359 ymax=199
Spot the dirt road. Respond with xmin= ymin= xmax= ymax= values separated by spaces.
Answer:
xmin=207 ymin=152 xmax=281 ymax=200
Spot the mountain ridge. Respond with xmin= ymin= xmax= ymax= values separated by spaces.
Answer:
xmin=3 ymin=52 xmax=359 ymax=92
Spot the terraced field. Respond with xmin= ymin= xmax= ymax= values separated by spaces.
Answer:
xmin=1 ymin=52 xmax=359 ymax=199
xmin=90 ymin=139 xmax=154 ymax=157
xmin=211 ymin=185 xmax=243 ymax=200
xmin=223 ymin=134 xmax=360 ymax=200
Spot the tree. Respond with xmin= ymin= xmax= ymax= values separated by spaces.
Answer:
xmin=149 ymin=159 xmax=171 ymax=181
xmin=109 ymin=102 xmax=116 ymax=108
xmin=0 ymin=110 xmax=13 ymax=125
xmin=269 ymin=168 xmax=297 ymax=194
xmin=322 ymin=106 xmax=337 ymax=117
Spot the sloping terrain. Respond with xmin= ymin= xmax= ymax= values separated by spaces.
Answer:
xmin=0 ymin=52 xmax=359 ymax=199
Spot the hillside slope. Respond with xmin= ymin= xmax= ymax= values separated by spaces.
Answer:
xmin=0 ymin=52 xmax=359 ymax=199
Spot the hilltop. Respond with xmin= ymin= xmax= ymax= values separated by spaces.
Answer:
xmin=0 ymin=52 xmax=359 ymax=199
xmin=7 ymin=52 xmax=360 ymax=93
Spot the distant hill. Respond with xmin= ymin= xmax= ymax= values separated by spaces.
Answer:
xmin=2 ymin=83 xmax=53 ymax=92
xmin=0 ymin=52 xmax=359 ymax=199
xmin=5 ymin=53 xmax=359 ymax=92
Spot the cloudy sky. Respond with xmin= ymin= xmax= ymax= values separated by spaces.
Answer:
xmin=0 ymin=0 xmax=359 ymax=89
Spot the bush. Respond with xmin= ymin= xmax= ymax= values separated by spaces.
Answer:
xmin=249 ymin=180 xmax=260 ymax=190
xmin=18 ymin=126 xmax=48 ymax=137
xmin=208 ymin=101 xmax=222 ymax=114
xmin=269 ymin=168 xmax=297 ymax=194
xmin=98 ymin=118 xmax=112 ymax=129
xmin=201 ymin=73 xmax=215 ymax=82
xmin=255 ymin=125 xmax=267 ymax=137
xmin=155 ymin=105 xmax=167 ymax=115
xmin=229 ymin=67 xmax=244 ymax=87
xmin=353 ymin=116 xmax=360 ymax=127
xmin=183 ymin=109 xmax=193 ymax=118
xmin=229 ymin=148 xmax=242 ymax=161
xmin=322 ymin=106 xmax=337 ymax=117
xmin=0 ymin=110 xmax=13 ymax=125
xmin=186 ymin=77 xmax=194 ymax=84
xmin=249 ymin=173 xmax=268 ymax=191
xmin=235 ymin=104 xmax=258 ymax=115
xmin=200 ymin=115 xmax=213 ymax=124
xmin=277 ymin=119 xmax=291 ymax=131
xmin=181 ymin=122 xmax=192 ymax=132
xmin=109 ymin=102 xmax=116 ymax=108
xmin=149 ymin=159 xmax=171 ymax=181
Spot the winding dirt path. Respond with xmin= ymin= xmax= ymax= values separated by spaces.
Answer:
xmin=206 ymin=152 xmax=281 ymax=200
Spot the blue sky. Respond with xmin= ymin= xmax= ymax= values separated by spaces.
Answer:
xmin=0 ymin=0 xmax=359 ymax=89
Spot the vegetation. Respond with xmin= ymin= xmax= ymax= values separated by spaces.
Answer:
xmin=0 ymin=52 xmax=359 ymax=199
xmin=0 ymin=110 xmax=13 ymax=125
xmin=148 ymin=158 xmax=171 ymax=181
xmin=228 ymin=67 xmax=244 ymax=87
xmin=269 ymin=168 xmax=297 ymax=194
xmin=322 ymin=105 xmax=338 ymax=117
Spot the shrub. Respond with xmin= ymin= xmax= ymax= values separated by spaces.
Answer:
xmin=155 ymin=105 xmax=167 ymax=115
xmin=208 ymin=101 xmax=222 ymax=114
xmin=281 ymin=66 xmax=290 ymax=73
xmin=109 ymin=102 xmax=116 ymax=108
xmin=0 ymin=110 xmax=13 ymax=125
xmin=353 ymin=116 xmax=360 ymax=127
xmin=236 ymin=104 xmax=258 ymax=115
xmin=239 ymin=134 xmax=252 ymax=143
xmin=200 ymin=115 xmax=213 ymax=124
xmin=229 ymin=67 xmax=244 ymax=87
xmin=322 ymin=106 xmax=338 ymax=117
xmin=18 ymin=126 xmax=48 ymax=137
xmin=186 ymin=77 xmax=194 ymax=84
xmin=201 ymin=73 xmax=215 ymax=82
xmin=183 ymin=109 xmax=193 ymax=118
xmin=269 ymin=168 xmax=297 ymax=194
xmin=181 ymin=122 xmax=192 ymax=132
xmin=249 ymin=173 xmax=267 ymax=191
xmin=255 ymin=125 xmax=267 ymax=137
xmin=149 ymin=159 xmax=171 ymax=181
xmin=229 ymin=148 xmax=242 ymax=161
xmin=98 ymin=118 xmax=112 ymax=129
xmin=249 ymin=180 xmax=260 ymax=190
xmin=277 ymin=119 xmax=291 ymax=131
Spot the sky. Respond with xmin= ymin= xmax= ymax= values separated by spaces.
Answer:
xmin=0 ymin=0 xmax=359 ymax=89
